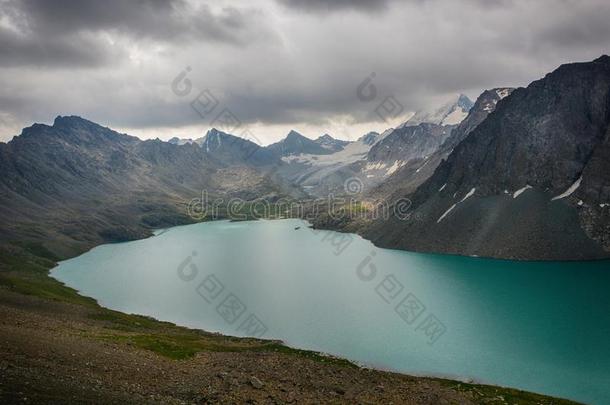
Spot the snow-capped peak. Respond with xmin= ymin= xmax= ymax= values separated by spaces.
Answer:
xmin=403 ymin=94 xmax=474 ymax=127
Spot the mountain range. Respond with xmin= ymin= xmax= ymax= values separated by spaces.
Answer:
xmin=1 ymin=56 xmax=609 ymax=260
xmin=0 ymin=117 xmax=301 ymax=257
xmin=362 ymin=56 xmax=610 ymax=260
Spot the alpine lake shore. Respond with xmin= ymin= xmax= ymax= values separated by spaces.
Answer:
xmin=0 ymin=208 xmax=584 ymax=405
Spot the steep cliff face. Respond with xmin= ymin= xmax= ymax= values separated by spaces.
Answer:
xmin=367 ymin=123 xmax=452 ymax=165
xmin=364 ymin=56 xmax=610 ymax=260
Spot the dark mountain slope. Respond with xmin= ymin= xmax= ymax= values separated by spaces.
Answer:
xmin=199 ymin=128 xmax=277 ymax=166
xmin=0 ymin=117 xmax=293 ymax=257
xmin=364 ymin=56 xmax=610 ymax=260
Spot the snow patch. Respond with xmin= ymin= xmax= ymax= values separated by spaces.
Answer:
xmin=416 ymin=159 xmax=431 ymax=173
xmin=437 ymin=188 xmax=476 ymax=223
xmin=600 ymin=203 xmax=609 ymax=208
xmin=441 ymin=108 xmax=468 ymax=126
xmin=386 ymin=160 xmax=404 ymax=175
xmin=577 ymin=200 xmax=584 ymax=206
xmin=280 ymin=138 xmax=372 ymax=167
xmin=407 ymin=94 xmax=472 ymax=126
xmin=460 ymin=188 xmax=476 ymax=203
xmin=513 ymin=185 xmax=532 ymax=199
xmin=496 ymin=88 xmax=511 ymax=99
xmin=551 ymin=176 xmax=582 ymax=201
xmin=281 ymin=155 xmax=312 ymax=164
xmin=365 ymin=162 xmax=387 ymax=171
xmin=437 ymin=204 xmax=457 ymax=223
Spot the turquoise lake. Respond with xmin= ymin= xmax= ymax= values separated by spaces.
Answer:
xmin=51 ymin=219 xmax=610 ymax=404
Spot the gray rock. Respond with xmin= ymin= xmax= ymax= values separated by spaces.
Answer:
xmin=249 ymin=376 xmax=264 ymax=389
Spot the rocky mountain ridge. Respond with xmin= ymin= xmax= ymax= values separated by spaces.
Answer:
xmin=3 ymin=56 xmax=609 ymax=261
xmin=0 ymin=116 xmax=298 ymax=257
xmin=370 ymin=87 xmax=515 ymax=201
xmin=363 ymin=56 xmax=610 ymax=260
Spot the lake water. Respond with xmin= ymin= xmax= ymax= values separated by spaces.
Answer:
xmin=51 ymin=219 xmax=610 ymax=404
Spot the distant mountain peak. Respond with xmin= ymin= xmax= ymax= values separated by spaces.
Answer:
xmin=266 ymin=130 xmax=333 ymax=156
xmin=457 ymin=94 xmax=475 ymax=110
xmin=358 ymin=131 xmax=380 ymax=146
xmin=206 ymin=127 xmax=230 ymax=138
xmin=168 ymin=137 xmax=194 ymax=145
xmin=314 ymin=133 xmax=349 ymax=152
xmin=405 ymin=94 xmax=474 ymax=127
xmin=286 ymin=129 xmax=305 ymax=140
xmin=197 ymin=127 xmax=277 ymax=166
xmin=201 ymin=128 xmax=243 ymax=152
xmin=53 ymin=115 xmax=98 ymax=128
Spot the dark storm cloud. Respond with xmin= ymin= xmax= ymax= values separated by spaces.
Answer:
xmin=537 ymin=4 xmax=610 ymax=49
xmin=0 ymin=0 xmax=271 ymax=67
xmin=1 ymin=0 xmax=610 ymax=143
xmin=19 ymin=0 xmax=261 ymax=44
xmin=276 ymin=0 xmax=392 ymax=13
xmin=0 ymin=27 xmax=117 ymax=67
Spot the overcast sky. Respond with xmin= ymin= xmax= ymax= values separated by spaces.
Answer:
xmin=1 ymin=0 xmax=609 ymax=144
